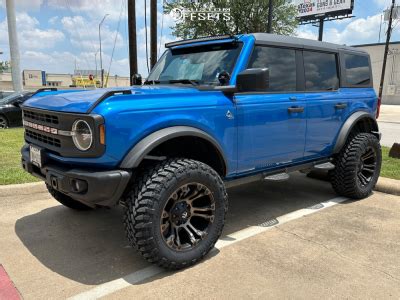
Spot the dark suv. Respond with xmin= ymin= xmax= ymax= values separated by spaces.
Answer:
xmin=21 ymin=33 xmax=381 ymax=269
xmin=0 ymin=91 xmax=34 ymax=128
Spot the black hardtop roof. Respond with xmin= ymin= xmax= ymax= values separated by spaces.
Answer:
xmin=252 ymin=33 xmax=368 ymax=54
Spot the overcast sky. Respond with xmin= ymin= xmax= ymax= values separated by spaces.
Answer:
xmin=0 ymin=0 xmax=399 ymax=77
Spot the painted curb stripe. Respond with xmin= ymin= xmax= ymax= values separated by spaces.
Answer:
xmin=0 ymin=265 xmax=21 ymax=300
xmin=69 ymin=196 xmax=348 ymax=300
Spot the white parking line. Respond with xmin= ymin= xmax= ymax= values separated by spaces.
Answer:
xmin=69 ymin=196 xmax=348 ymax=300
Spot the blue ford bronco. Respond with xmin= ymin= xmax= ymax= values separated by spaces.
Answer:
xmin=21 ymin=33 xmax=382 ymax=269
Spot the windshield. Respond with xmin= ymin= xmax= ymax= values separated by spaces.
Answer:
xmin=147 ymin=42 xmax=242 ymax=85
xmin=0 ymin=91 xmax=30 ymax=105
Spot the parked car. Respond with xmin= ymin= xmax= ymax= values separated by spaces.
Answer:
xmin=0 ymin=90 xmax=14 ymax=100
xmin=0 ymin=91 xmax=34 ymax=128
xmin=21 ymin=33 xmax=381 ymax=269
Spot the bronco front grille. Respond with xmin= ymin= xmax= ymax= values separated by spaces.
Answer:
xmin=23 ymin=110 xmax=59 ymax=125
xmin=25 ymin=129 xmax=61 ymax=148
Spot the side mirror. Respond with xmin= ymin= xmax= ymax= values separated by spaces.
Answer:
xmin=132 ymin=74 xmax=142 ymax=85
xmin=236 ymin=68 xmax=269 ymax=92
xmin=13 ymin=99 xmax=23 ymax=107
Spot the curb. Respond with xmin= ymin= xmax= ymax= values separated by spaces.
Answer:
xmin=0 ymin=182 xmax=46 ymax=197
xmin=374 ymin=177 xmax=400 ymax=196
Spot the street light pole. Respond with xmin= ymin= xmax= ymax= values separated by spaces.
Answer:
xmin=379 ymin=0 xmax=396 ymax=101
xmin=94 ymin=49 xmax=99 ymax=87
xmin=5 ymin=0 xmax=23 ymax=92
xmin=99 ymin=14 xmax=109 ymax=88
xmin=267 ymin=0 xmax=273 ymax=33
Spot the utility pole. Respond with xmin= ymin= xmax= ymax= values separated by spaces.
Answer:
xmin=379 ymin=0 xmax=396 ymax=101
xmin=318 ymin=17 xmax=324 ymax=41
xmin=99 ymin=14 xmax=109 ymax=88
xmin=150 ymin=0 xmax=157 ymax=69
xmin=128 ymin=0 xmax=138 ymax=84
xmin=267 ymin=0 xmax=273 ymax=33
xmin=5 ymin=0 xmax=23 ymax=92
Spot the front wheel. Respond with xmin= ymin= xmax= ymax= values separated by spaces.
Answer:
xmin=330 ymin=133 xmax=382 ymax=199
xmin=0 ymin=115 xmax=8 ymax=129
xmin=123 ymin=158 xmax=228 ymax=269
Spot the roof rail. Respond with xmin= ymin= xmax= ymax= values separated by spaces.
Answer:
xmin=165 ymin=35 xmax=237 ymax=48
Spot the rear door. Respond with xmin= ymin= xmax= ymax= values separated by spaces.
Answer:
xmin=235 ymin=46 xmax=307 ymax=174
xmin=302 ymin=50 xmax=348 ymax=159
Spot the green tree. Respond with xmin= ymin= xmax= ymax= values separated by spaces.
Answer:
xmin=0 ymin=61 xmax=11 ymax=73
xmin=164 ymin=0 xmax=298 ymax=39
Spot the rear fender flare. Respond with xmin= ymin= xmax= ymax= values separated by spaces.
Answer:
xmin=333 ymin=111 xmax=379 ymax=154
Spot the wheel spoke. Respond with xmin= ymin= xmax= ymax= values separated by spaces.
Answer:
xmin=362 ymin=167 xmax=375 ymax=174
xmin=362 ymin=150 xmax=375 ymax=161
xmin=187 ymin=222 xmax=206 ymax=238
xmin=192 ymin=204 xmax=215 ymax=214
xmin=182 ymin=225 xmax=198 ymax=244
xmin=191 ymin=213 xmax=215 ymax=222
xmin=161 ymin=221 xmax=170 ymax=233
xmin=358 ymin=172 xmax=369 ymax=185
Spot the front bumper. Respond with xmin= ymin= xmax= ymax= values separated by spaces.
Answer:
xmin=21 ymin=145 xmax=131 ymax=207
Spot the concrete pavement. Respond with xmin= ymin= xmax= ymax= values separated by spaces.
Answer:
xmin=0 ymin=173 xmax=399 ymax=299
xmin=379 ymin=105 xmax=400 ymax=147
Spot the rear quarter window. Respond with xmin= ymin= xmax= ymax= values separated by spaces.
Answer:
xmin=344 ymin=54 xmax=371 ymax=86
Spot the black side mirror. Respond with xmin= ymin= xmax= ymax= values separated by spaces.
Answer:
xmin=236 ymin=68 xmax=269 ymax=92
xmin=132 ymin=74 xmax=142 ymax=85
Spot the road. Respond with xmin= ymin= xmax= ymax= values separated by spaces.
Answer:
xmin=379 ymin=105 xmax=400 ymax=147
xmin=0 ymin=173 xmax=399 ymax=299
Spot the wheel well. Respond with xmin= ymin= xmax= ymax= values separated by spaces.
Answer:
xmin=141 ymin=136 xmax=227 ymax=177
xmin=351 ymin=117 xmax=378 ymax=135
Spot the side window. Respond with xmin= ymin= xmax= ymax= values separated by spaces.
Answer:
xmin=248 ymin=46 xmax=297 ymax=92
xmin=344 ymin=54 xmax=371 ymax=86
xmin=303 ymin=51 xmax=339 ymax=91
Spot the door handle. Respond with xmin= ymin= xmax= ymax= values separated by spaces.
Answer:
xmin=335 ymin=103 xmax=347 ymax=110
xmin=288 ymin=106 xmax=304 ymax=113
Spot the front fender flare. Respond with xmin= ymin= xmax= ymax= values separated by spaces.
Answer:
xmin=333 ymin=111 xmax=379 ymax=154
xmin=119 ymin=126 xmax=228 ymax=171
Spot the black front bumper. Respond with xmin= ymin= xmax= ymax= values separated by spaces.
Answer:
xmin=21 ymin=145 xmax=131 ymax=207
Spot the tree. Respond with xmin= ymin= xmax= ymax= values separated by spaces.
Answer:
xmin=0 ymin=61 xmax=11 ymax=73
xmin=164 ymin=0 xmax=298 ymax=39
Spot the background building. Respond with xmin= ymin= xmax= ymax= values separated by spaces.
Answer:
xmin=354 ymin=41 xmax=400 ymax=105
xmin=0 ymin=69 xmax=130 ymax=91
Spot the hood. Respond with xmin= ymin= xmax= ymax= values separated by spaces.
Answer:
xmin=23 ymin=85 xmax=200 ymax=114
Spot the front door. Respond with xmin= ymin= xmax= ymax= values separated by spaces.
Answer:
xmin=235 ymin=45 xmax=306 ymax=174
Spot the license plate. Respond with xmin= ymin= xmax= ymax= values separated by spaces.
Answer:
xmin=30 ymin=145 xmax=42 ymax=168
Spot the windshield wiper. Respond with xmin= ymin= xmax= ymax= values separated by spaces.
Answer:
xmin=168 ymin=79 xmax=200 ymax=86
xmin=143 ymin=80 xmax=161 ymax=85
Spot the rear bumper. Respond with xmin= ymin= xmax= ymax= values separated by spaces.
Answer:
xmin=21 ymin=145 xmax=131 ymax=207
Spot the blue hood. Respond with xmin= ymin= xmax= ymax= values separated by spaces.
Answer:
xmin=23 ymin=85 xmax=199 ymax=114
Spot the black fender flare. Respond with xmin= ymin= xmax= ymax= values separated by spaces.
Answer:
xmin=119 ymin=126 xmax=228 ymax=172
xmin=333 ymin=111 xmax=380 ymax=154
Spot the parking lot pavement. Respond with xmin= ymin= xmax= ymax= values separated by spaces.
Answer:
xmin=0 ymin=173 xmax=399 ymax=299
xmin=379 ymin=105 xmax=400 ymax=147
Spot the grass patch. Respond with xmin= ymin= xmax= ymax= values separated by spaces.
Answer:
xmin=0 ymin=128 xmax=399 ymax=185
xmin=0 ymin=128 xmax=39 ymax=185
xmin=381 ymin=146 xmax=400 ymax=180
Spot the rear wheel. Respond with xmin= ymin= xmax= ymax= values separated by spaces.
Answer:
xmin=123 ymin=158 xmax=228 ymax=269
xmin=330 ymin=133 xmax=381 ymax=199
xmin=0 ymin=115 xmax=8 ymax=129
xmin=46 ymin=184 xmax=92 ymax=210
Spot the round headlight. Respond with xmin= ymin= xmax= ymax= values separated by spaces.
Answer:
xmin=72 ymin=120 xmax=93 ymax=151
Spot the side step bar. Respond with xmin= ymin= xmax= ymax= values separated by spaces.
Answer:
xmin=225 ymin=158 xmax=332 ymax=189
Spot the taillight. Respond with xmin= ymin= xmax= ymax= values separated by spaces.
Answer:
xmin=376 ymin=96 xmax=382 ymax=119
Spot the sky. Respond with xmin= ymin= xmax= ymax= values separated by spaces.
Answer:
xmin=0 ymin=0 xmax=399 ymax=77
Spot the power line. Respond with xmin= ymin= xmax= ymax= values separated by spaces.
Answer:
xmin=158 ymin=2 xmax=164 ymax=58
xmin=107 ymin=0 xmax=124 ymax=79
xmin=144 ymin=0 xmax=150 ymax=73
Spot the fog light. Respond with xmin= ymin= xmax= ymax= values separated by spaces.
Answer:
xmin=70 ymin=179 xmax=88 ymax=193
